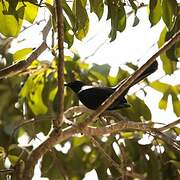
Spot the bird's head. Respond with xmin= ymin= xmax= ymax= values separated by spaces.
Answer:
xmin=64 ymin=80 xmax=87 ymax=93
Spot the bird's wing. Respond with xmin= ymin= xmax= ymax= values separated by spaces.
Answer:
xmin=78 ymin=87 xmax=128 ymax=110
xmin=78 ymin=87 xmax=114 ymax=110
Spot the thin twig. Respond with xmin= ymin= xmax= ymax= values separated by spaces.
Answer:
xmin=158 ymin=119 xmax=180 ymax=131
xmin=0 ymin=169 xmax=14 ymax=174
xmin=84 ymin=39 xmax=108 ymax=60
xmin=21 ymin=19 xmax=46 ymax=33
xmin=0 ymin=42 xmax=47 ymax=79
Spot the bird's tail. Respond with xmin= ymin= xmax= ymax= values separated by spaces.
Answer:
xmin=132 ymin=60 xmax=158 ymax=86
xmin=115 ymin=60 xmax=158 ymax=91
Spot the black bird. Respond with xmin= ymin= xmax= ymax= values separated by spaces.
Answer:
xmin=65 ymin=61 xmax=158 ymax=110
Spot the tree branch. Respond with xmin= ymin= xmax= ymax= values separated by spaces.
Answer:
xmin=158 ymin=119 xmax=180 ymax=131
xmin=0 ymin=42 xmax=47 ymax=79
xmin=53 ymin=0 xmax=65 ymax=127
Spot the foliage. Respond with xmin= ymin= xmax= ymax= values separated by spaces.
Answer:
xmin=0 ymin=0 xmax=179 ymax=179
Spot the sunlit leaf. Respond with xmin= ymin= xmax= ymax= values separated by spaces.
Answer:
xmin=150 ymin=80 xmax=170 ymax=93
xmin=171 ymin=92 xmax=180 ymax=117
xmin=159 ymin=92 xmax=169 ymax=110
xmin=19 ymin=72 xmax=48 ymax=115
xmin=158 ymin=28 xmax=177 ymax=74
xmin=0 ymin=2 xmax=24 ymax=37
xmin=13 ymin=48 xmax=34 ymax=61
xmin=18 ymin=0 xmax=39 ymax=23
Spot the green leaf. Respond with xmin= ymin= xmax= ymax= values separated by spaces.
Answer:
xmin=166 ymin=46 xmax=178 ymax=62
xmin=174 ymin=41 xmax=180 ymax=58
xmin=160 ymin=53 xmax=177 ymax=74
xmin=159 ymin=92 xmax=169 ymax=110
xmin=8 ymin=155 xmax=24 ymax=167
xmin=149 ymin=0 xmax=161 ymax=26
xmin=89 ymin=0 xmax=104 ymax=20
xmin=168 ymin=160 xmax=180 ymax=169
xmin=0 ymin=2 xmax=24 ymax=37
xmin=13 ymin=48 xmax=34 ymax=61
xmin=18 ymin=0 xmax=39 ymax=23
xmin=171 ymin=92 xmax=180 ymax=117
xmin=72 ymin=0 xmax=89 ymax=40
xmin=132 ymin=15 xmax=140 ymax=27
xmin=0 ymin=146 xmax=5 ymax=158
xmin=115 ymin=1 xmax=126 ymax=32
xmin=107 ymin=0 xmax=126 ymax=41
xmin=119 ymin=95 xmax=151 ymax=121
xmin=108 ymin=67 xmax=129 ymax=86
xmin=72 ymin=136 xmax=89 ymax=148
xmin=158 ymin=28 xmax=177 ymax=74
xmin=150 ymin=80 xmax=170 ymax=93
xmin=19 ymin=72 xmax=48 ymax=115
xmin=64 ymin=17 xmax=74 ymax=48
xmin=41 ymin=151 xmax=65 ymax=179
xmin=162 ymin=0 xmax=178 ymax=30
xmin=91 ymin=63 xmax=111 ymax=77
xmin=62 ymin=0 xmax=76 ymax=27
xmin=89 ymin=64 xmax=111 ymax=84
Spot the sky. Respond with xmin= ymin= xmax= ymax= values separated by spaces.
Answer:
xmin=10 ymin=3 xmax=179 ymax=180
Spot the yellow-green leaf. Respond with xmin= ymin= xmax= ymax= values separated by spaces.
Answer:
xmin=0 ymin=2 xmax=24 ymax=37
xmin=159 ymin=93 xmax=169 ymax=110
xmin=150 ymin=81 xmax=170 ymax=93
xmin=19 ymin=72 xmax=48 ymax=115
xmin=171 ymin=92 xmax=180 ymax=117
xmin=18 ymin=0 xmax=39 ymax=23
xmin=158 ymin=27 xmax=177 ymax=74
xmin=0 ymin=146 xmax=5 ymax=158
xmin=13 ymin=48 xmax=34 ymax=61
